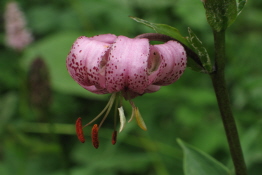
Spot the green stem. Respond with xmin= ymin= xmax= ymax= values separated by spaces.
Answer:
xmin=210 ymin=30 xmax=247 ymax=175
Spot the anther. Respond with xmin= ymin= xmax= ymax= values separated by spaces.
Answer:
xmin=112 ymin=130 xmax=117 ymax=145
xmin=91 ymin=124 xmax=99 ymax=149
xmin=75 ymin=117 xmax=85 ymax=143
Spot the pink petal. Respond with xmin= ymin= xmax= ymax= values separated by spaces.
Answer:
xmin=147 ymin=45 xmax=162 ymax=85
xmin=66 ymin=36 xmax=92 ymax=87
xmin=90 ymin=34 xmax=117 ymax=44
xmin=151 ymin=41 xmax=187 ymax=85
xmin=105 ymin=36 xmax=150 ymax=94
xmin=83 ymin=85 xmax=109 ymax=94
xmin=66 ymin=35 xmax=116 ymax=94
xmin=144 ymin=85 xmax=161 ymax=93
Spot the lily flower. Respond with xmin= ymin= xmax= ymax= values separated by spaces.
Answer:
xmin=66 ymin=34 xmax=187 ymax=148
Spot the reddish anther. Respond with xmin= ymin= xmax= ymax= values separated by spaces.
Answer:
xmin=92 ymin=124 xmax=99 ymax=149
xmin=112 ymin=130 xmax=117 ymax=145
xmin=75 ymin=117 xmax=85 ymax=143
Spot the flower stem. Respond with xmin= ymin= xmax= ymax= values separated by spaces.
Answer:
xmin=210 ymin=30 xmax=247 ymax=175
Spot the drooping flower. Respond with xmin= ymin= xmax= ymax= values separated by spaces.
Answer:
xmin=4 ymin=1 xmax=33 ymax=51
xmin=66 ymin=34 xmax=187 ymax=148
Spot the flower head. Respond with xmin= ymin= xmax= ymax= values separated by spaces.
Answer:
xmin=66 ymin=34 xmax=187 ymax=148
xmin=67 ymin=34 xmax=186 ymax=99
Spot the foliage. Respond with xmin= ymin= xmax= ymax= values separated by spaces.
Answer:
xmin=178 ymin=139 xmax=231 ymax=175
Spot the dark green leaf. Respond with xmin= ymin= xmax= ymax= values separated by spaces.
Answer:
xmin=186 ymin=28 xmax=213 ymax=73
xmin=225 ymin=0 xmax=238 ymax=27
xmin=186 ymin=56 xmax=205 ymax=73
xmin=130 ymin=16 xmax=190 ymax=47
xmin=241 ymin=120 xmax=262 ymax=167
xmin=203 ymin=0 xmax=237 ymax=31
xmin=177 ymin=139 xmax=231 ymax=175
xmin=237 ymin=0 xmax=248 ymax=15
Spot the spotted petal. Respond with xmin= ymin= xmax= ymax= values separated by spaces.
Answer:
xmin=66 ymin=35 xmax=117 ymax=94
xmin=152 ymin=40 xmax=187 ymax=85
xmin=90 ymin=34 xmax=117 ymax=44
xmin=105 ymin=36 xmax=150 ymax=95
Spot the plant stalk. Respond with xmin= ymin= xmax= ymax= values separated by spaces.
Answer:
xmin=210 ymin=30 xmax=247 ymax=175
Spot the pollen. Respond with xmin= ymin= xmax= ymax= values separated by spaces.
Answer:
xmin=112 ymin=130 xmax=117 ymax=145
xmin=75 ymin=117 xmax=85 ymax=143
xmin=91 ymin=124 xmax=99 ymax=149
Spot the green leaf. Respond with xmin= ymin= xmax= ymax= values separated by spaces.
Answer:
xmin=241 ymin=120 xmax=262 ymax=167
xmin=186 ymin=28 xmax=213 ymax=73
xmin=203 ymin=0 xmax=237 ymax=31
xmin=186 ymin=56 xmax=205 ymax=73
xmin=225 ymin=0 xmax=238 ymax=27
xmin=177 ymin=139 xmax=231 ymax=175
xmin=237 ymin=0 xmax=247 ymax=15
xmin=130 ymin=16 xmax=190 ymax=48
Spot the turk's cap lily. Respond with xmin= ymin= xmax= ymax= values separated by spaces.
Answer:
xmin=67 ymin=34 xmax=187 ymax=148
xmin=66 ymin=34 xmax=186 ymax=100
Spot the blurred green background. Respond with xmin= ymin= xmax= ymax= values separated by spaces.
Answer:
xmin=0 ymin=0 xmax=261 ymax=175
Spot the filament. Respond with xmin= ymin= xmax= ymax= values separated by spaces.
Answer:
xmin=82 ymin=93 xmax=116 ymax=128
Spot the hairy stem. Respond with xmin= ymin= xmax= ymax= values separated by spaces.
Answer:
xmin=210 ymin=30 xmax=247 ymax=175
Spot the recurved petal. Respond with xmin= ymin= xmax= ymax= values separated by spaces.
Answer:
xmin=90 ymin=34 xmax=117 ymax=44
xmin=67 ymin=36 xmax=91 ymax=87
xmin=66 ymin=36 xmax=112 ymax=93
xmin=105 ymin=36 xmax=150 ymax=94
xmin=147 ymin=45 xmax=162 ymax=85
xmin=151 ymin=40 xmax=187 ymax=85
xmin=83 ymin=85 xmax=109 ymax=94
xmin=144 ymin=85 xmax=161 ymax=93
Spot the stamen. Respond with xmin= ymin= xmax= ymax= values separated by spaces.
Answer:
xmin=128 ymin=106 xmax=135 ymax=123
xmin=113 ymin=94 xmax=122 ymax=130
xmin=112 ymin=130 xmax=117 ymax=145
xmin=134 ymin=107 xmax=147 ymax=131
xmin=98 ymin=94 xmax=116 ymax=128
xmin=91 ymin=124 xmax=99 ymax=149
xmin=83 ymin=93 xmax=117 ymax=128
xmin=118 ymin=106 xmax=126 ymax=132
xmin=113 ymin=102 xmax=118 ymax=131
xmin=128 ymin=100 xmax=136 ymax=122
xmin=75 ymin=117 xmax=85 ymax=143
